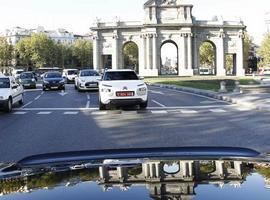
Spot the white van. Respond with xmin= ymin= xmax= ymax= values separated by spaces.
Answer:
xmin=62 ymin=69 xmax=78 ymax=83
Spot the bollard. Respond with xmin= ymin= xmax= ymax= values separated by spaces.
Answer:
xmin=233 ymin=81 xmax=240 ymax=93
xmin=219 ymin=81 xmax=227 ymax=93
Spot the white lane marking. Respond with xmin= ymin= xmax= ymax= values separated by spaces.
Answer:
xmin=37 ymin=112 xmax=52 ymax=115
xmin=14 ymin=107 xmax=99 ymax=111
xmin=200 ymin=100 xmax=216 ymax=104
xmin=41 ymin=91 xmax=45 ymax=95
xmin=121 ymin=111 xmax=138 ymax=115
xmin=21 ymin=101 xmax=33 ymax=108
xmin=147 ymin=105 xmax=233 ymax=110
xmin=91 ymin=111 xmax=108 ymax=115
xmin=152 ymin=100 xmax=166 ymax=107
xmin=210 ymin=109 xmax=227 ymax=113
xmin=235 ymin=107 xmax=253 ymax=111
xmin=24 ymin=89 xmax=43 ymax=92
xmin=85 ymin=101 xmax=90 ymax=108
xmin=152 ymin=86 xmax=230 ymax=104
xmin=149 ymin=90 xmax=165 ymax=95
xmin=64 ymin=112 xmax=79 ymax=115
xmin=13 ymin=112 xmax=27 ymax=115
xmin=35 ymin=95 xmax=41 ymax=100
xmin=180 ymin=110 xmax=198 ymax=114
xmin=87 ymin=94 xmax=90 ymax=100
xmin=151 ymin=110 xmax=168 ymax=114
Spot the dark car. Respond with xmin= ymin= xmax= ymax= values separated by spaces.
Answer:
xmin=42 ymin=71 xmax=65 ymax=91
xmin=0 ymin=147 xmax=268 ymax=200
xmin=19 ymin=72 xmax=37 ymax=89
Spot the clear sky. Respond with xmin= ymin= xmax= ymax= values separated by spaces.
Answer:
xmin=0 ymin=0 xmax=269 ymax=44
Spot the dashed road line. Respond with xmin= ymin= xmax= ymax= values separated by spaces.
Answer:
xmin=209 ymin=109 xmax=227 ymax=113
xmin=34 ymin=95 xmax=41 ymax=100
xmin=13 ymin=112 xmax=27 ymax=115
xmin=87 ymin=94 xmax=90 ymax=100
xmin=180 ymin=110 xmax=198 ymax=114
xmin=21 ymin=101 xmax=33 ymax=108
xmin=152 ymin=100 xmax=166 ymax=107
xmin=85 ymin=101 xmax=90 ymax=108
xmin=64 ymin=111 xmax=79 ymax=115
xmin=37 ymin=111 xmax=52 ymax=115
xmin=91 ymin=111 xmax=108 ymax=115
xmin=151 ymin=110 xmax=168 ymax=114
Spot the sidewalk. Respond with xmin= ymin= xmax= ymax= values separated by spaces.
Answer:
xmin=149 ymin=83 xmax=270 ymax=111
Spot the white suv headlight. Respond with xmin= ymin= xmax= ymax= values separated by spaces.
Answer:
xmin=80 ymin=79 xmax=86 ymax=83
xmin=137 ymin=87 xmax=147 ymax=96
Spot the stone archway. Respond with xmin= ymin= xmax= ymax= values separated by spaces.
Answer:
xmin=122 ymin=41 xmax=139 ymax=73
xmin=160 ymin=40 xmax=178 ymax=75
xmin=199 ymin=41 xmax=217 ymax=75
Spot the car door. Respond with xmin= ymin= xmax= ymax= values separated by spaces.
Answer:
xmin=10 ymin=77 xmax=21 ymax=104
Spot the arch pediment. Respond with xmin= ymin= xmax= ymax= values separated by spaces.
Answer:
xmin=144 ymin=0 xmax=182 ymax=7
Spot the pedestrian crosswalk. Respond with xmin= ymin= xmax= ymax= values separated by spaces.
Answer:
xmin=10 ymin=106 xmax=256 ymax=116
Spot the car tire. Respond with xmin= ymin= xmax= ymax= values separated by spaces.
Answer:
xmin=140 ymin=101 xmax=148 ymax=109
xmin=43 ymin=87 xmax=46 ymax=91
xmin=99 ymin=101 xmax=107 ymax=110
xmin=18 ymin=94 xmax=24 ymax=105
xmin=4 ymin=98 xmax=12 ymax=113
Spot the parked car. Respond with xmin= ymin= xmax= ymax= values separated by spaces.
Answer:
xmin=0 ymin=75 xmax=24 ymax=112
xmin=75 ymin=69 xmax=101 ymax=91
xmin=62 ymin=69 xmax=78 ymax=83
xmin=99 ymin=69 xmax=148 ymax=110
xmin=19 ymin=72 xmax=37 ymax=89
xmin=12 ymin=69 xmax=24 ymax=79
xmin=42 ymin=72 xmax=65 ymax=91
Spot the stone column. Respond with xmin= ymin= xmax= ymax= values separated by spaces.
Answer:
xmin=99 ymin=166 xmax=108 ymax=180
xmin=140 ymin=34 xmax=146 ymax=71
xmin=146 ymin=34 xmax=152 ymax=70
xmin=216 ymin=30 xmax=226 ymax=76
xmin=155 ymin=162 xmax=160 ymax=178
xmin=187 ymin=33 xmax=193 ymax=75
xmin=152 ymin=33 xmax=158 ymax=70
xmin=143 ymin=163 xmax=150 ymax=178
xmin=215 ymin=161 xmax=225 ymax=177
xmin=236 ymin=31 xmax=245 ymax=76
xmin=112 ymin=32 xmax=119 ymax=70
xmin=93 ymin=35 xmax=101 ymax=71
xmin=234 ymin=161 xmax=242 ymax=176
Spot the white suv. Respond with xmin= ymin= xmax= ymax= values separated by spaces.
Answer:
xmin=99 ymin=69 xmax=148 ymax=110
xmin=0 ymin=75 xmax=24 ymax=112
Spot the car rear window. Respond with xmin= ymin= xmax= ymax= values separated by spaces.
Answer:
xmin=20 ymin=73 xmax=34 ymax=79
xmin=103 ymin=71 xmax=139 ymax=81
xmin=80 ymin=71 xmax=99 ymax=77
xmin=45 ymin=73 xmax=62 ymax=78
xmin=0 ymin=78 xmax=10 ymax=88
xmin=67 ymin=70 xmax=78 ymax=75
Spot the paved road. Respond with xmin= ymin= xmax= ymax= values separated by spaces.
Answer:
xmin=0 ymin=84 xmax=269 ymax=162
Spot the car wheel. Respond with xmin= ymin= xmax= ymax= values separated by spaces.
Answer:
xmin=18 ymin=94 xmax=24 ymax=105
xmin=140 ymin=101 xmax=148 ymax=109
xmin=4 ymin=98 xmax=12 ymax=113
xmin=43 ymin=87 xmax=46 ymax=91
xmin=99 ymin=101 xmax=107 ymax=110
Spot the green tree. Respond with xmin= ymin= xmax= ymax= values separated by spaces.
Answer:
xmin=0 ymin=37 xmax=13 ymax=66
xmin=29 ymin=33 xmax=55 ymax=68
xmin=258 ymin=32 xmax=270 ymax=68
xmin=72 ymin=39 xmax=93 ymax=68
xmin=244 ymin=32 xmax=252 ymax=69
xmin=199 ymin=42 xmax=215 ymax=68
xmin=16 ymin=37 xmax=32 ymax=67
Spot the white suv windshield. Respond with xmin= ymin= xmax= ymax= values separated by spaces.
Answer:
xmin=103 ymin=71 xmax=138 ymax=81
xmin=0 ymin=78 xmax=10 ymax=88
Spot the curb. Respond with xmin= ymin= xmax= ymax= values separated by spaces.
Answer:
xmin=148 ymin=83 xmax=257 ymax=109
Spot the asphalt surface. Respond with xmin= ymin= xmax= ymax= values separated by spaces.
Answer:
xmin=0 ymin=84 xmax=270 ymax=162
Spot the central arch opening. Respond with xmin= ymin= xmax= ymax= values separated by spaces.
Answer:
xmin=160 ymin=41 xmax=178 ymax=75
xmin=199 ymin=41 xmax=216 ymax=75
xmin=122 ymin=41 xmax=139 ymax=73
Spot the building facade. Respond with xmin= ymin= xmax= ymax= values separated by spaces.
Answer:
xmin=1 ymin=26 xmax=83 ymax=45
xmin=91 ymin=0 xmax=246 ymax=76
